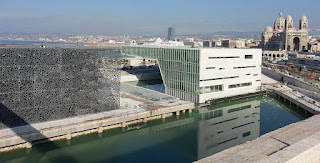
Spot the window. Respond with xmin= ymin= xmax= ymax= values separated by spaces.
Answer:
xmin=233 ymin=66 xmax=256 ymax=69
xmin=243 ymin=132 xmax=251 ymax=137
xmin=210 ymin=86 xmax=215 ymax=92
xmin=245 ymin=55 xmax=253 ymax=59
xmin=228 ymin=105 xmax=251 ymax=113
xmin=218 ymin=137 xmax=238 ymax=145
xmin=228 ymin=82 xmax=252 ymax=89
xmin=215 ymin=85 xmax=219 ymax=91
xmin=200 ymin=77 xmax=223 ymax=82
xmin=219 ymin=68 xmax=225 ymax=70
xmin=200 ymin=76 xmax=238 ymax=82
xmin=204 ymin=86 xmax=211 ymax=93
xmin=214 ymin=110 xmax=223 ymax=118
xmin=199 ymin=85 xmax=223 ymax=94
xmin=206 ymin=67 xmax=215 ymax=69
xmin=204 ymin=112 xmax=214 ymax=120
xmin=209 ymin=56 xmax=240 ymax=59
xmin=232 ymin=122 xmax=254 ymax=129
xmin=253 ymin=74 xmax=258 ymax=76
xmin=246 ymin=73 xmax=250 ymax=75
xmin=241 ymin=82 xmax=252 ymax=86
xmin=229 ymin=84 xmax=240 ymax=89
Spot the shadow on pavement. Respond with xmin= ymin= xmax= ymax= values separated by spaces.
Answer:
xmin=0 ymin=103 xmax=76 ymax=163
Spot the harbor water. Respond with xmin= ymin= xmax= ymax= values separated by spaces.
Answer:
xmin=1 ymin=95 xmax=311 ymax=163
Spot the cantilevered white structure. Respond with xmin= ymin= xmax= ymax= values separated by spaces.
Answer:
xmin=122 ymin=46 xmax=262 ymax=103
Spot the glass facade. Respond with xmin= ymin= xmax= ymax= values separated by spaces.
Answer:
xmin=228 ymin=82 xmax=252 ymax=89
xmin=122 ymin=46 xmax=200 ymax=96
xmin=199 ymin=85 xmax=223 ymax=94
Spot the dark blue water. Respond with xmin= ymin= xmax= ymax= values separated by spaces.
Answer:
xmin=1 ymin=96 xmax=311 ymax=163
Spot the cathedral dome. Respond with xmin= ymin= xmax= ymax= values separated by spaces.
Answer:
xmin=285 ymin=15 xmax=293 ymax=29
xmin=274 ymin=12 xmax=285 ymax=30
xmin=286 ymin=15 xmax=293 ymax=22
xmin=300 ymin=15 xmax=308 ymax=22
xmin=264 ymin=26 xmax=273 ymax=33
xmin=299 ymin=15 xmax=308 ymax=30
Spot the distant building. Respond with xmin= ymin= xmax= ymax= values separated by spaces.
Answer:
xmin=261 ymin=12 xmax=308 ymax=52
xmin=213 ymin=40 xmax=222 ymax=47
xmin=130 ymin=40 xmax=137 ymax=45
xmin=262 ymin=51 xmax=288 ymax=61
xmin=310 ymin=42 xmax=320 ymax=52
xmin=185 ymin=38 xmax=194 ymax=42
xmin=203 ymin=40 xmax=213 ymax=47
xmin=183 ymin=41 xmax=195 ymax=47
xmin=245 ymin=40 xmax=260 ymax=48
xmin=312 ymin=43 xmax=320 ymax=52
xmin=184 ymin=41 xmax=203 ymax=47
xmin=141 ymin=38 xmax=185 ymax=46
xmin=168 ymin=27 xmax=175 ymax=41
xmin=221 ymin=39 xmax=245 ymax=48
xmin=122 ymin=46 xmax=261 ymax=103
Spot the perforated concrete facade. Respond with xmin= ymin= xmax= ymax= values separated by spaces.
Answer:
xmin=0 ymin=48 xmax=120 ymax=129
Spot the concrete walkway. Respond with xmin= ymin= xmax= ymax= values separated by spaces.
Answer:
xmin=268 ymin=85 xmax=320 ymax=114
xmin=120 ymin=83 xmax=191 ymax=108
xmin=261 ymin=74 xmax=279 ymax=84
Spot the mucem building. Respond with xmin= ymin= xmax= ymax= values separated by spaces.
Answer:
xmin=0 ymin=47 xmax=120 ymax=129
xmin=122 ymin=46 xmax=261 ymax=104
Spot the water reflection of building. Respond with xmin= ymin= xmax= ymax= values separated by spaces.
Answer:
xmin=197 ymin=100 xmax=260 ymax=159
xmin=4 ymin=100 xmax=261 ymax=162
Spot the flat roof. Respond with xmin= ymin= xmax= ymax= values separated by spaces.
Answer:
xmin=123 ymin=45 xmax=261 ymax=50
xmin=123 ymin=45 xmax=201 ymax=50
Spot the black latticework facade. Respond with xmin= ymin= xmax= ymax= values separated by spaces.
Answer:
xmin=0 ymin=48 xmax=120 ymax=129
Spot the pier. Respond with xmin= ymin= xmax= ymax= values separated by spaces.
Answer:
xmin=272 ymin=86 xmax=320 ymax=115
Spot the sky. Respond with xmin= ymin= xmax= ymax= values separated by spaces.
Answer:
xmin=0 ymin=0 xmax=319 ymax=35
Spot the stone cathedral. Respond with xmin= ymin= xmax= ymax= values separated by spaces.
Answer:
xmin=261 ymin=12 xmax=308 ymax=52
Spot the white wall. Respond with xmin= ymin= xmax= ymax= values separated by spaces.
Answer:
xmin=198 ymin=48 xmax=262 ymax=103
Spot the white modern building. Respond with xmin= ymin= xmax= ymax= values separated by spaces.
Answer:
xmin=122 ymin=46 xmax=262 ymax=103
